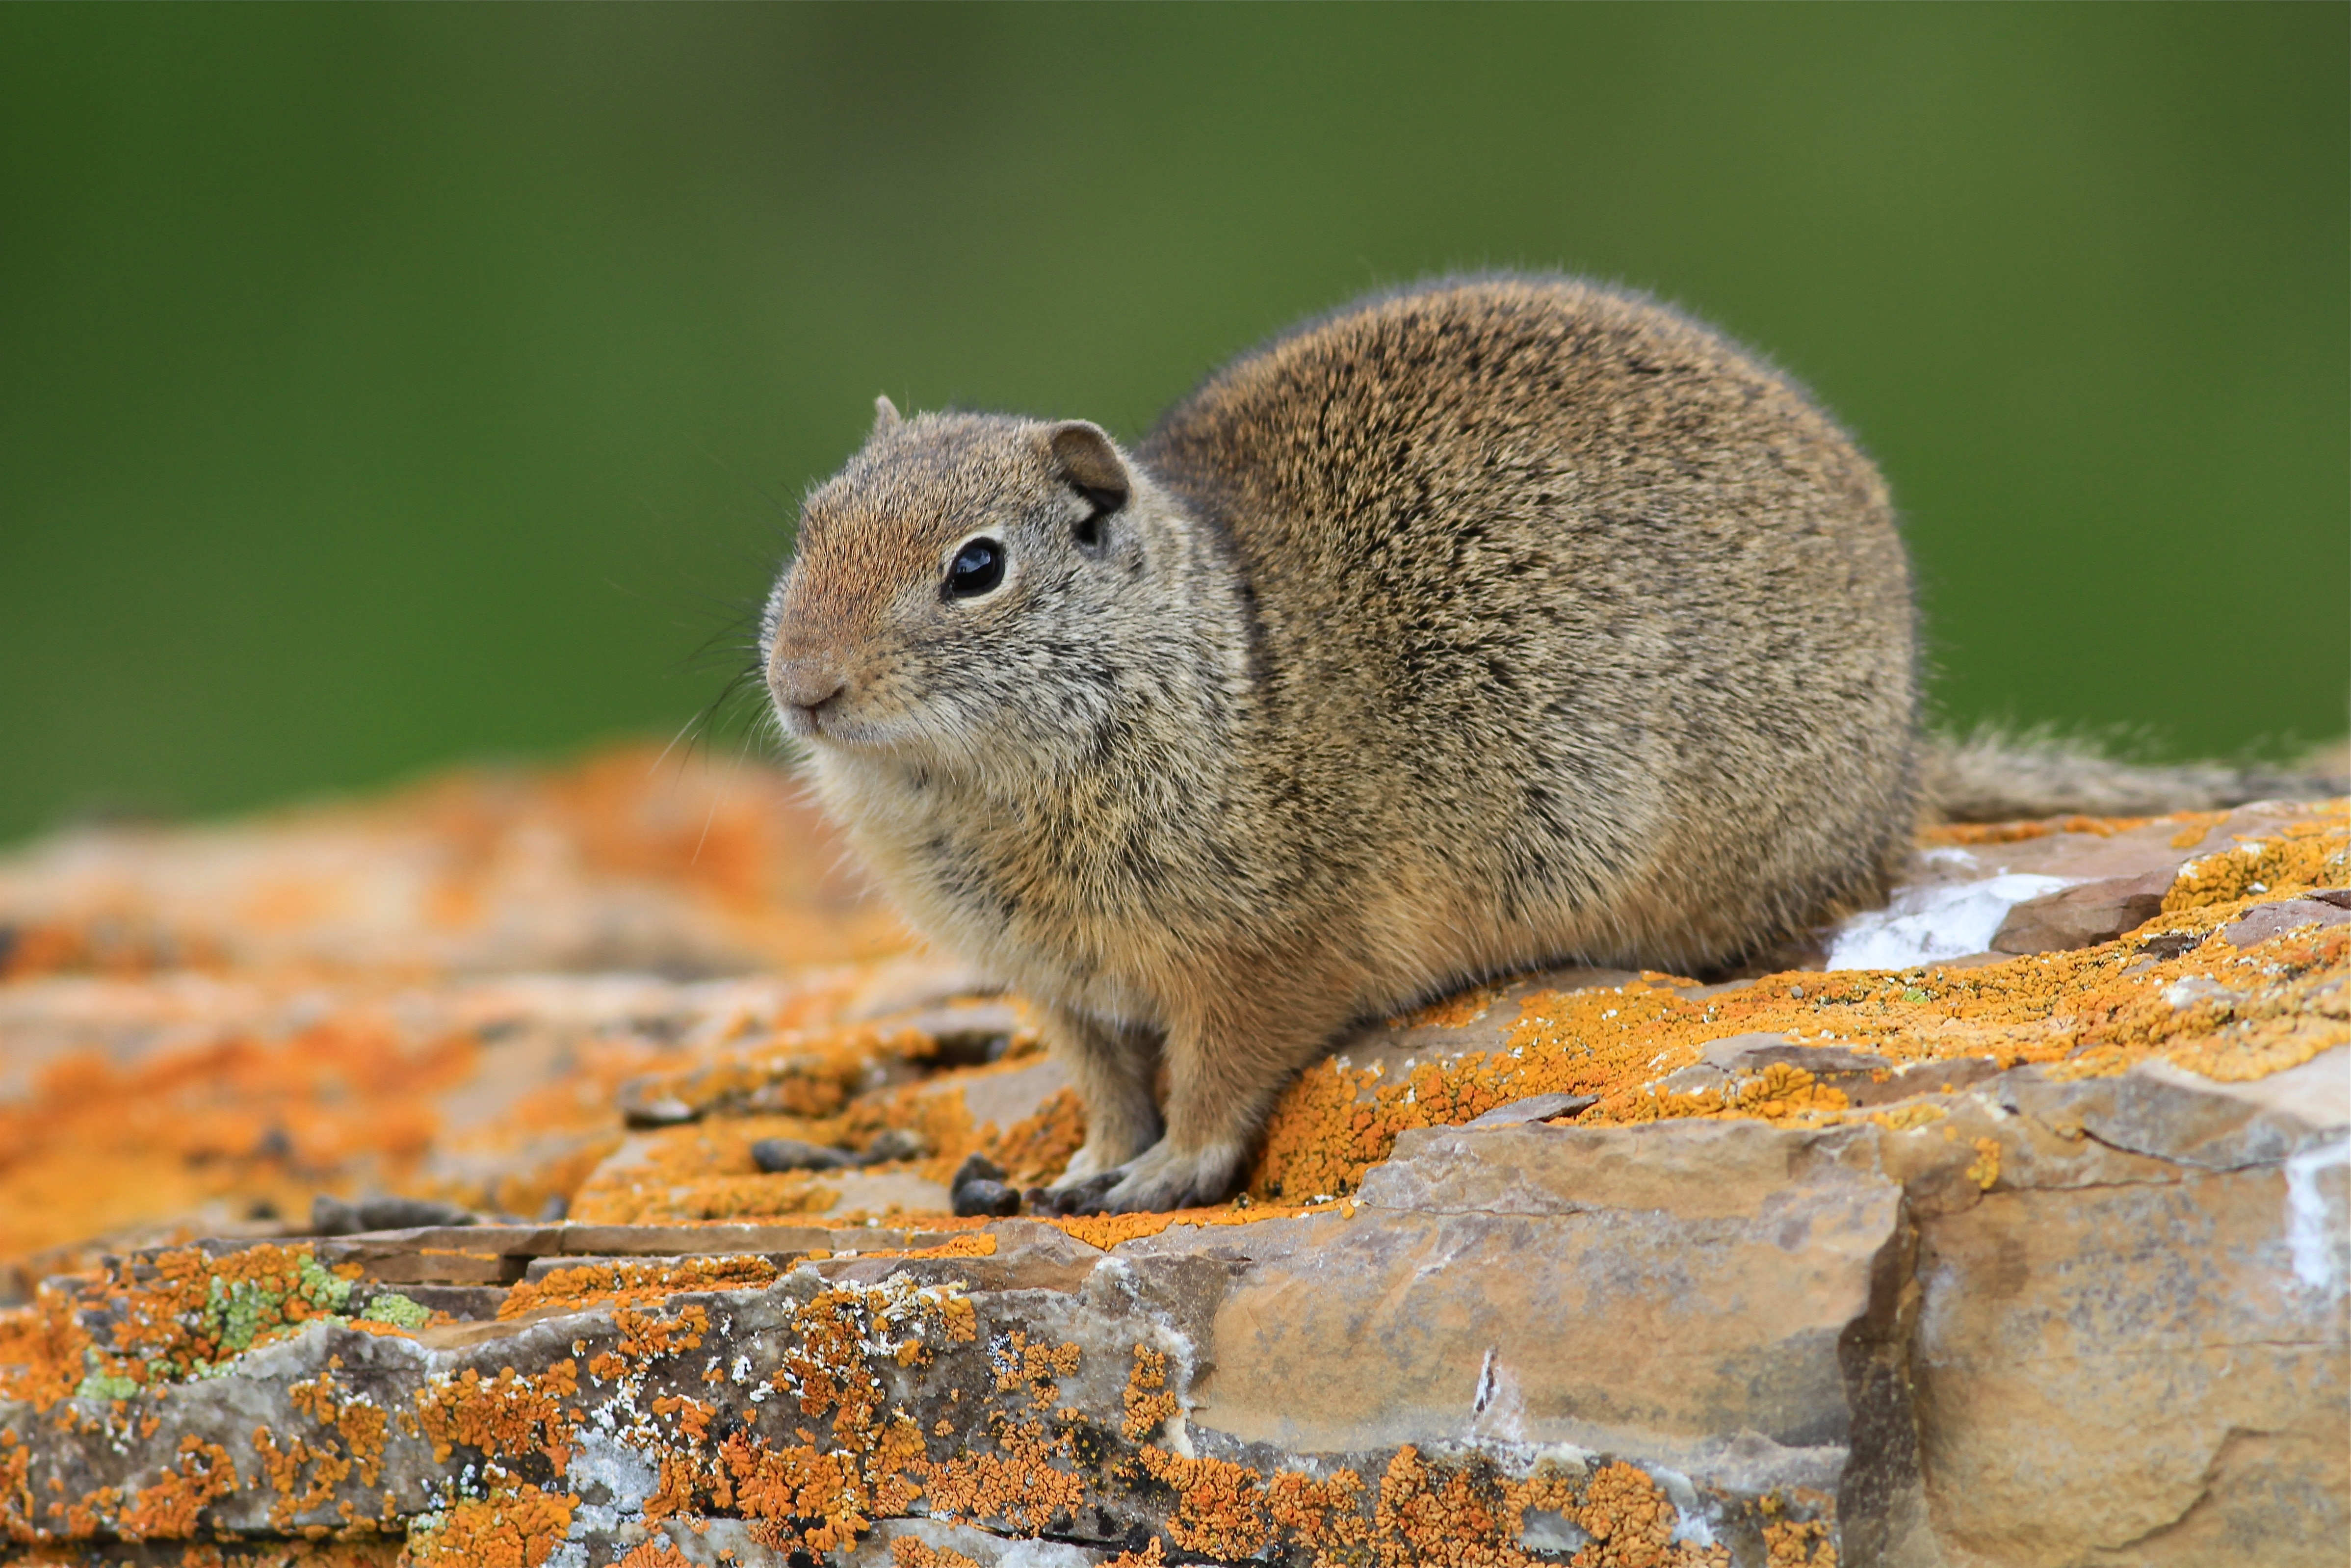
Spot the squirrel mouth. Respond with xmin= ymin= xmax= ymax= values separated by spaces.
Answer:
xmin=778 ymin=697 xmax=888 ymax=752
xmin=780 ymin=702 xmax=831 ymax=741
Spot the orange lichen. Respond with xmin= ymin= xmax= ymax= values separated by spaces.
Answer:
xmin=922 ymin=1410 xmax=1086 ymax=1537
xmin=2162 ymin=819 xmax=2347 ymax=911
xmin=1246 ymin=817 xmax=2347 ymax=1203
xmin=1920 ymin=813 xmax=2159 ymax=847
xmin=1564 ymin=1461 xmax=1729 ymax=1568
xmin=405 ymin=1483 xmax=576 ymax=1567
xmin=252 ymin=1427 xmax=350 ymax=1529
xmin=1765 ymin=1516 xmax=1838 ymax=1567
xmin=1 ymin=1430 xmax=34 ymax=1544
xmin=611 ymin=1282 xmax=963 ymax=1553
xmin=982 ymin=1086 xmax=1089 ymax=1188
xmin=44 ymin=1242 xmax=364 ymax=1401
xmin=0 ymin=1286 xmax=88 ymax=1412
xmin=2168 ymin=810 xmax=2234 ymax=850
xmin=1965 ymin=1137 xmax=2002 ymax=1191
xmin=990 ymin=1331 xmax=1081 ymax=1398
xmin=1046 ymin=1201 xmax=1335 ymax=1251
xmin=615 ymin=1539 xmax=697 ymax=1568
xmin=1758 ymin=1490 xmax=1840 ymax=1568
xmin=1390 ymin=983 xmax=1502 ymax=1030
xmin=891 ymin=1539 xmax=984 ymax=1568
xmin=1370 ymin=1445 xmax=1524 ymax=1568
xmin=252 ymin=1359 xmax=391 ymax=1528
xmin=856 ymin=1233 xmax=998 ymax=1264
xmin=722 ymin=1435 xmax=874 ymax=1552
xmin=1138 ymin=1447 xmax=1274 ymax=1559
xmin=1263 ymin=1467 xmax=1372 ymax=1559
xmin=1108 ymin=1444 xmax=1750 ymax=1567
xmin=2 ymin=762 xmax=2343 ymax=1562
xmin=83 ymin=1435 xmax=241 ymax=1542
xmin=1122 ymin=1345 xmax=1179 ymax=1441
xmin=415 ymin=1361 xmax=579 ymax=1472
xmin=498 ymin=1257 xmax=781 ymax=1319
xmin=0 ymin=1028 xmax=470 ymax=1273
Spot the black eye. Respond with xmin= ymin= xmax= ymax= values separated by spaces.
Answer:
xmin=944 ymin=537 xmax=1005 ymax=599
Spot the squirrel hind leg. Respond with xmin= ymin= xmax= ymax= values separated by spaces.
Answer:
xmin=1040 ymin=1004 xmax=1162 ymax=1186
xmin=1071 ymin=985 xmax=1348 ymax=1214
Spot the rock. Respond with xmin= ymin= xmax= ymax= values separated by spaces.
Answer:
xmin=1896 ymin=1053 xmax=2349 ymax=1566
xmin=1831 ymin=800 xmax=2330 ymax=968
xmin=888 ymin=1001 xmax=1025 ymax=1066
xmin=4 ymin=1052 xmax=2347 ymax=1565
xmin=1460 ymin=1091 xmax=1597 ymax=1127
xmin=621 ymin=1090 xmax=698 ymax=1127
xmin=950 ymin=1152 xmax=1022 ymax=1218
xmin=749 ymin=1137 xmax=860 ymax=1173
xmin=0 ymin=747 xmax=901 ymax=980
xmin=821 ymin=1168 xmax=959 ymax=1216
xmin=1831 ymin=870 xmax=2079 ymax=969
xmin=1990 ymin=868 xmax=2172 ymax=953
xmin=1332 ymin=964 xmax=1653 ymax=1075
xmin=862 ymin=1126 xmax=933 ymax=1163
xmin=950 ymin=1178 xmax=1021 ymax=1219
xmin=308 ymin=1194 xmax=478 ymax=1236
xmin=952 ymin=1153 xmax=1007 ymax=1188
xmin=1651 ymin=1033 xmax=2004 ymax=1110
xmin=2222 ymin=897 xmax=2351 ymax=948
xmin=4 ymin=759 xmax=2346 ymax=1565
xmin=2136 ymin=928 xmax=2208 ymax=960
xmin=933 ymin=1056 xmax=1070 ymax=1137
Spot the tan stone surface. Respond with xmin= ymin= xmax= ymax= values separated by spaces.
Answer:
xmin=2 ymin=753 xmax=2344 ymax=1564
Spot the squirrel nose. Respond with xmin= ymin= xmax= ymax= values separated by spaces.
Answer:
xmin=768 ymin=654 xmax=846 ymax=718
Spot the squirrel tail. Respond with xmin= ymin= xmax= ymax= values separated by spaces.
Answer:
xmin=1918 ymin=725 xmax=2350 ymax=824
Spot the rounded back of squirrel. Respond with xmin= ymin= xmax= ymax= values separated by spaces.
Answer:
xmin=764 ymin=275 xmax=1917 ymax=1209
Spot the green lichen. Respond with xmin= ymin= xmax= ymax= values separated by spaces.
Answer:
xmin=73 ymin=1362 xmax=142 ymax=1402
xmin=205 ymin=1251 xmax=352 ymax=1356
xmin=361 ymin=1292 xmax=432 ymax=1329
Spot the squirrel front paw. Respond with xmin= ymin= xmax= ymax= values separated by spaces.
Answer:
xmin=1036 ymin=1139 xmax=1246 ymax=1214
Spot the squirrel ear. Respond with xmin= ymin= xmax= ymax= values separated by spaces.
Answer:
xmin=871 ymin=394 xmax=903 ymax=435
xmin=1046 ymin=421 xmax=1130 ymax=508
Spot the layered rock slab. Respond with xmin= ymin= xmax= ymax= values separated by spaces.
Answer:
xmin=6 ymin=1051 xmax=2342 ymax=1567
xmin=1 ymin=753 xmax=2345 ymax=1565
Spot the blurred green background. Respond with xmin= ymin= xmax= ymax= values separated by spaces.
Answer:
xmin=2 ymin=3 xmax=2344 ymax=846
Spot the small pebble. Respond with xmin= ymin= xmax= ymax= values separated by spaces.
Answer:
xmin=950 ymin=1153 xmax=1021 ymax=1218
xmin=862 ymin=1127 xmax=931 ymax=1164
xmin=952 ymin=1178 xmax=1021 ymax=1219
xmin=2137 ymin=930 xmax=2206 ymax=960
xmin=310 ymin=1195 xmax=478 ymax=1236
xmin=951 ymin=1152 xmax=1008 ymax=1190
xmin=750 ymin=1138 xmax=859 ymax=1174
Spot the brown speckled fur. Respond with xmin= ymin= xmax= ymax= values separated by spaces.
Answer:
xmin=762 ymin=276 xmax=1918 ymax=1211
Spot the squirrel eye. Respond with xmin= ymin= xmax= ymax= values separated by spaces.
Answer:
xmin=945 ymin=537 xmax=1005 ymax=599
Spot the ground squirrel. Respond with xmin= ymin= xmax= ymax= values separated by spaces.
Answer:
xmin=760 ymin=274 xmax=2330 ymax=1213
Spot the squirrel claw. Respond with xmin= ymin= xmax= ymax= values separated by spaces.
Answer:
xmin=1035 ymin=1172 xmax=1121 ymax=1216
xmin=1070 ymin=1143 xmax=1245 ymax=1214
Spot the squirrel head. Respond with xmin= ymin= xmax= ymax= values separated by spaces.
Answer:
xmin=763 ymin=398 xmax=1175 ymax=773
